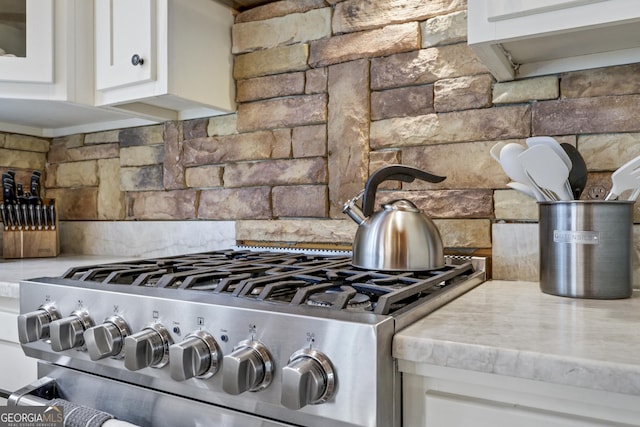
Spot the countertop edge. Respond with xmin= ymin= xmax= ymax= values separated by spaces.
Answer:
xmin=393 ymin=280 xmax=640 ymax=397
xmin=393 ymin=333 xmax=640 ymax=396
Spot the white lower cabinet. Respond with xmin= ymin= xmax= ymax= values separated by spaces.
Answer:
xmin=400 ymin=362 xmax=640 ymax=427
xmin=0 ymin=297 xmax=37 ymax=394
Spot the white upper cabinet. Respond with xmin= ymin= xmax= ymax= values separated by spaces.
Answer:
xmin=94 ymin=0 xmax=236 ymax=122
xmin=0 ymin=0 xmax=155 ymax=137
xmin=0 ymin=0 xmax=88 ymax=101
xmin=95 ymin=0 xmax=156 ymax=90
xmin=0 ymin=0 xmax=235 ymax=137
xmin=0 ymin=0 xmax=53 ymax=84
xmin=468 ymin=0 xmax=640 ymax=81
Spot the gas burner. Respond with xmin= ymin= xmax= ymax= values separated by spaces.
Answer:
xmin=56 ymin=250 xmax=483 ymax=316
xmin=307 ymin=288 xmax=373 ymax=311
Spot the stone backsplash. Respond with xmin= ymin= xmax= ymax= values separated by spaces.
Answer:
xmin=2 ymin=0 xmax=640 ymax=281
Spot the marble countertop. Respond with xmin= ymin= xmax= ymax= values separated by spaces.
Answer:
xmin=0 ymin=255 xmax=138 ymax=299
xmin=394 ymin=280 xmax=640 ymax=396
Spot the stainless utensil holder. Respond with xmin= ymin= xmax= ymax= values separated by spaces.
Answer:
xmin=539 ymin=201 xmax=634 ymax=299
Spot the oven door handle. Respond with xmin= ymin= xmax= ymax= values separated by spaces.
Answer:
xmin=7 ymin=376 xmax=57 ymax=407
xmin=7 ymin=377 xmax=139 ymax=427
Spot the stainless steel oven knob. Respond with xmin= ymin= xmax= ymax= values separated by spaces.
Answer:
xmin=169 ymin=331 xmax=222 ymax=381
xmin=124 ymin=323 xmax=173 ymax=370
xmin=281 ymin=349 xmax=337 ymax=410
xmin=49 ymin=310 xmax=95 ymax=352
xmin=222 ymin=340 xmax=274 ymax=394
xmin=17 ymin=303 xmax=61 ymax=344
xmin=84 ymin=316 xmax=131 ymax=360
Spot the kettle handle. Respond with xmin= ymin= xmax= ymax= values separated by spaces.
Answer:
xmin=362 ymin=165 xmax=446 ymax=217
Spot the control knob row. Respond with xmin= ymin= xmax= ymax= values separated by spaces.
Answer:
xmin=17 ymin=307 xmax=337 ymax=409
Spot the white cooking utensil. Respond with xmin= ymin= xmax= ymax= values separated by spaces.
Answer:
xmin=490 ymin=141 xmax=508 ymax=162
xmin=507 ymin=181 xmax=538 ymax=199
xmin=499 ymin=143 xmax=547 ymax=202
xmin=605 ymin=154 xmax=640 ymax=200
xmin=526 ymin=136 xmax=572 ymax=171
xmin=518 ymin=145 xmax=574 ymax=201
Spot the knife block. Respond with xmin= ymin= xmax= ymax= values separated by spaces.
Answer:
xmin=2 ymin=201 xmax=59 ymax=259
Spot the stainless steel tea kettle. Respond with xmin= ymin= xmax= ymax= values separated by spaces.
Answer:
xmin=342 ymin=165 xmax=446 ymax=271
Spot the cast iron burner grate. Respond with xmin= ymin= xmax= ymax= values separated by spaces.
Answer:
xmin=60 ymin=250 xmax=477 ymax=316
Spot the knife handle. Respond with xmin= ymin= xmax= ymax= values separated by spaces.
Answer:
xmin=6 ymin=204 xmax=16 ymax=230
xmin=36 ymin=203 xmax=43 ymax=230
xmin=28 ymin=204 xmax=35 ymax=230
xmin=0 ymin=204 xmax=7 ymax=231
xmin=49 ymin=200 xmax=56 ymax=230
xmin=14 ymin=204 xmax=22 ymax=230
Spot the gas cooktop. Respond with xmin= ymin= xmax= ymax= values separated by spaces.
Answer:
xmin=16 ymin=248 xmax=487 ymax=427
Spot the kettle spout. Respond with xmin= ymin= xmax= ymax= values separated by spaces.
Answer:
xmin=342 ymin=191 xmax=367 ymax=225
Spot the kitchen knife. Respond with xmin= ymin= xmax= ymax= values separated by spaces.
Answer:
xmin=31 ymin=196 xmax=43 ymax=230
xmin=3 ymin=171 xmax=16 ymax=198
xmin=28 ymin=202 xmax=35 ymax=230
xmin=2 ymin=184 xmax=12 ymax=206
xmin=49 ymin=199 xmax=56 ymax=230
xmin=3 ymin=177 xmax=15 ymax=202
xmin=3 ymin=179 xmax=17 ymax=229
xmin=30 ymin=170 xmax=42 ymax=203
xmin=17 ymin=194 xmax=29 ymax=230
xmin=41 ymin=202 xmax=49 ymax=230
xmin=5 ymin=203 xmax=16 ymax=230
xmin=15 ymin=203 xmax=23 ymax=230
xmin=0 ymin=203 xmax=7 ymax=231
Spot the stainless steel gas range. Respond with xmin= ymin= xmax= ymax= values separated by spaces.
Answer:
xmin=10 ymin=248 xmax=486 ymax=427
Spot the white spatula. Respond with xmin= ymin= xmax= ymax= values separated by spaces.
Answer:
xmin=605 ymin=154 xmax=640 ymax=200
xmin=518 ymin=145 xmax=574 ymax=201
xmin=526 ymin=136 xmax=572 ymax=171
xmin=498 ymin=143 xmax=546 ymax=201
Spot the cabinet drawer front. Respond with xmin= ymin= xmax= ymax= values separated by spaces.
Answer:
xmin=95 ymin=0 xmax=157 ymax=90
xmin=425 ymin=391 xmax=623 ymax=427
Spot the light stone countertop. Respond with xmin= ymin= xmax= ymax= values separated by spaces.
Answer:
xmin=0 ymin=255 xmax=138 ymax=299
xmin=394 ymin=280 xmax=640 ymax=396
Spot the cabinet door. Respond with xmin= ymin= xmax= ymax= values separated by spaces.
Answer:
xmin=425 ymin=391 xmax=626 ymax=427
xmin=0 ymin=0 xmax=53 ymax=83
xmin=95 ymin=0 xmax=156 ymax=90
xmin=484 ymin=0 xmax=603 ymax=22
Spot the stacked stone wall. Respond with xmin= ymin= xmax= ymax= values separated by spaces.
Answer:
xmin=3 ymin=0 xmax=640 ymax=260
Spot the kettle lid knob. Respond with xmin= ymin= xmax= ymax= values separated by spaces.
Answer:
xmin=384 ymin=199 xmax=420 ymax=212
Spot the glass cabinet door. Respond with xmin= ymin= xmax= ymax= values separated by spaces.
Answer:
xmin=0 ymin=0 xmax=53 ymax=83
